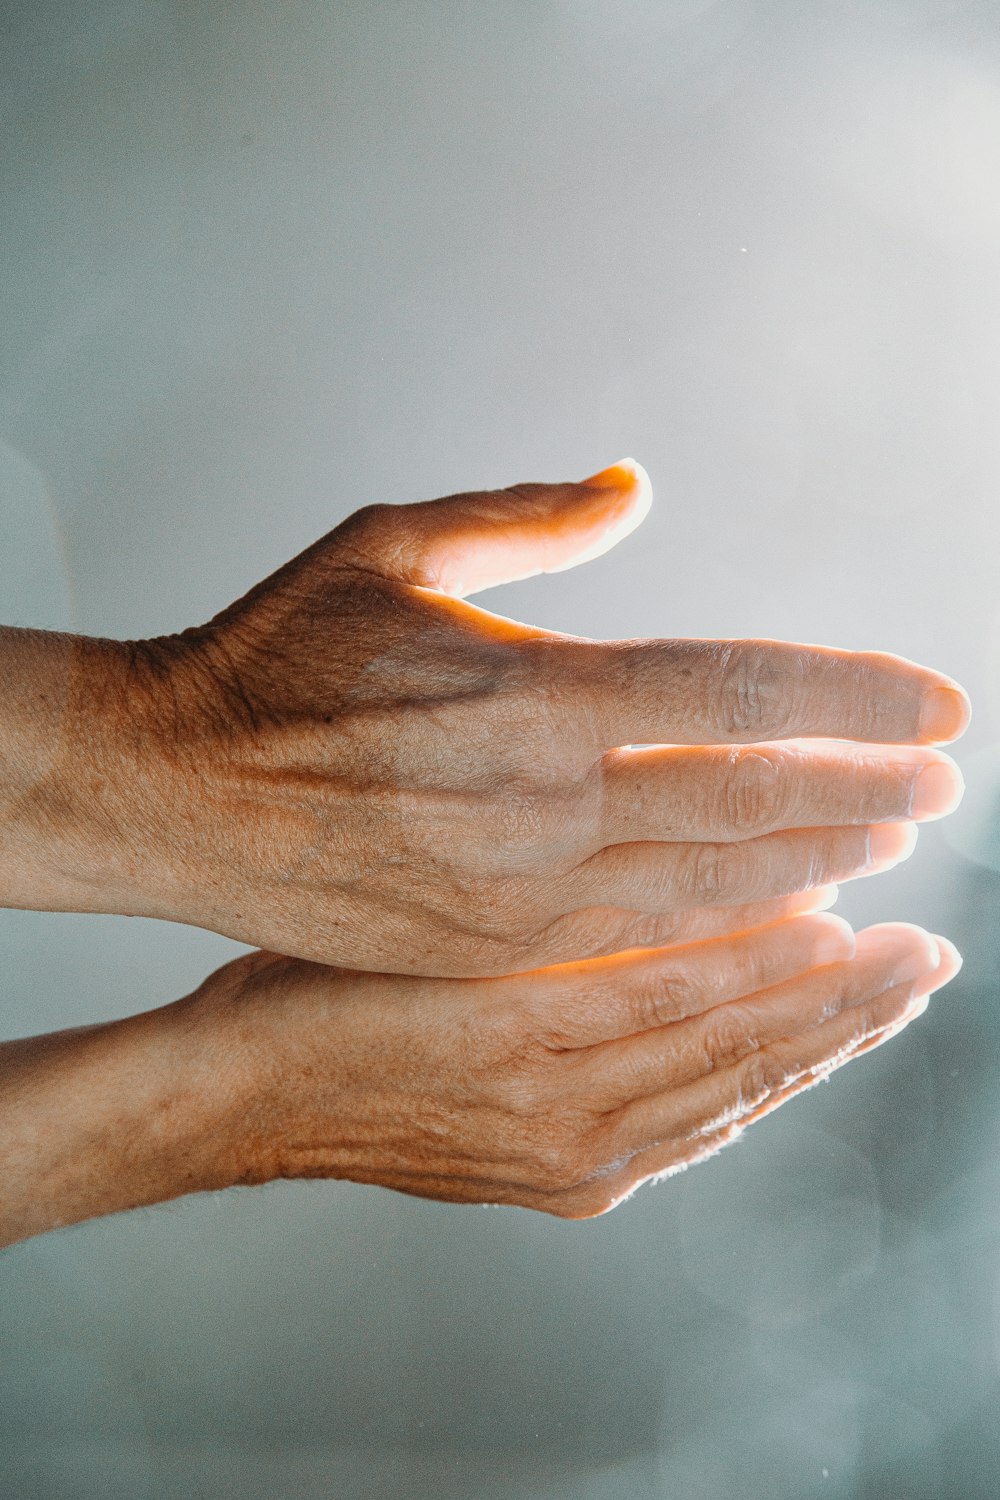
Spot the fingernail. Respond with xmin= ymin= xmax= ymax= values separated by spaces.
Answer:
xmin=580 ymin=458 xmax=639 ymax=489
xmin=867 ymin=822 xmax=919 ymax=869
xmin=909 ymin=759 xmax=965 ymax=819
xmin=919 ymin=686 xmax=972 ymax=743
xmin=931 ymin=933 xmax=964 ymax=976
xmin=903 ymin=993 xmax=930 ymax=1021
xmin=813 ymin=884 xmax=840 ymax=912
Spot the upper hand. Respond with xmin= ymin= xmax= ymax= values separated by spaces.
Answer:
xmin=114 ymin=461 xmax=968 ymax=975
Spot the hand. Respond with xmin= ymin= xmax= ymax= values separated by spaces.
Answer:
xmin=0 ymin=911 xmax=959 ymax=1244
xmin=5 ymin=461 xmax=969 ymax=974
xmin=219 ymin=917 xmax=957 ymax=1217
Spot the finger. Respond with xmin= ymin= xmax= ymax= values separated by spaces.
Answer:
xmin=595 ymin=740 xmax=965 ymax=848
xmin=564 ymin=821 xmax=918 ymax=916
xmin=328 ymin=460 xmax=652 ymax=597
xmin=581 ymin=921 xmax=933 ymax=1107
xmin=514 ymin=883 xmax=845 ymax=970
xmin=569 ymin=934 xmax=962 ymax=1214
xmin=551 ymin=1122 xmax=747 ymax=1219
xmin=714 ymin=978 xmax=944 ymax=1131
xmin=707 ymin=932 xmax=960 ymax=1127
xmin=532 ymin=636 xmax=971 ymax=750
xmin=533 ymin=911 xmax=856 ymax=1050
xmin=584 ymin=1027 xmax=903 ymax=1217
xmin=605 ymin=926 xmax=954 ymax=1157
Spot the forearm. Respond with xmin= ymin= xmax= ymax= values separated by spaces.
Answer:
xmin=0 ymin=993 xmax=244 ymax=1249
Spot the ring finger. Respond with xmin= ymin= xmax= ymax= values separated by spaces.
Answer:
xmin=560 ymin=821 xmax=918 ymax=916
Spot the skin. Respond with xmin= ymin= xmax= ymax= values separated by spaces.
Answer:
xmin=0 ymin=911 xmax=960 ymax=1247
xmin=0 ymin=460 xmax=970 ymax=976
xmin=0 ymin=458 xmax=971 ymax=1243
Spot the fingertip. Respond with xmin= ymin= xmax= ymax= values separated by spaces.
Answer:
xmin=807 ymin=911 xmax=857 ymax=964
xmin=580 ymin=456 xmax=647 ymax=492
xmin=918 ymin=684 xmax=972 ymax=744
xmin=867 ymin=821 xmax=919 ymax=870
xmin=910 ymin=755 xmax=966 ymax=820
xmin=545 ymin=460 xmax=653 ymax=576
xmin=579 ymin=458 xmax=652 ymax=524
xmin=788 ymin=883 xmax=840 ymax=915
xmin=854 ymin=920 xmax=940 ymax=978
xmin=930 ymin=933 xmax=963 ymax=982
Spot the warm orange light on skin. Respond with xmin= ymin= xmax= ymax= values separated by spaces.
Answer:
xmin=391 ymin=458 xmax=652 ymax=598
xmin=919 ymin=685 xmax=972 ymax=743
xmin=0 ymin=455 xmax=973 ymax=1244
xmin=0 ymin=460 xmax=973 ymax=978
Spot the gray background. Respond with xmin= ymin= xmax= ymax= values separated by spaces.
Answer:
xmin=3 ymin=2 xmax=1000 ymax=1495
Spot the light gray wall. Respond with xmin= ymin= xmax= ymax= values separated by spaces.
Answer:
xmin=3 ymin=3 xmax=1000 ymax=1496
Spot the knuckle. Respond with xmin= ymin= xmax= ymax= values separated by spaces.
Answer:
xmin=688 ymin=840 xmax=742 ymax=904
xmin=632 ymin=967 xmax=699 ymax=1030
xmin=818 ymin=968 xmax=855 ymax=1022
xmin=625 ymin=912 xmax=677 ymax=951
xmin=738 ymin=1048 xmax=788 ymax=1107
xmin=489 ymin=784 xmax=550 ymax=860
xmin=700 ymin=1004 xmax=757 ymax=1072
xmin=496 ymin=1046 xmax=548 ymax=1108
xmin=689 ymin=842 xmax=722 ymax=901
xmin=332 ymin=502 xmax=401 ymax=561
xmin=716 ymin=644 xmax=794 ymax=739
xmin=352 ymin=500 xmax=397 ymax=529
xmin=722 ymin=747 xmax=785 ymax=833
xmin=501 ymin=681 xmax=592 ymax=777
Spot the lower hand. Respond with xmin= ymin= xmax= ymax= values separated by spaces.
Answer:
xmin=201 ymin=912 xmax=957 ymax=1220
xmin=2 ymin=909 xmax=958 ymax=1243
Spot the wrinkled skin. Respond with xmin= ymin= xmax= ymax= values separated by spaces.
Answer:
xmin=204 ymin=914 xmax=958 ymax=1218
xmin=81 ymin=460 xmax=966 ymax=975
xmin=0 ymin=908 xmax=961 ymax=1246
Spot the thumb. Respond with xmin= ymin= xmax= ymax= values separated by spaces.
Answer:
xmin=332 ymin=459 xmax=652 ymax=597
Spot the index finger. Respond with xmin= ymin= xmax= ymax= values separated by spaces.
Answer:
xmin=534 ymin=637 xmax=971 ymax=750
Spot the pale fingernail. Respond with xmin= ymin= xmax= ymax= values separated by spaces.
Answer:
xmin=903 ymin=993 xmax=930 ymax=1021
xmin=919 ymin=685 xmax=971 ymax=743
xmin=867 ymin=822 xmax=919 ymax=869
xmin=812 ymin=884 xmax=840 ymax=911
xmin=580 ymin=458 xmax=640 ymax=489
xmin=909 ymin=759 xmax=965 ymax=819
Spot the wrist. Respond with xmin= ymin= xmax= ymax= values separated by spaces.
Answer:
xmin=0 ymin=627 xmax=181 ymax=918
xmin=0 ymin=982 xmax=248 ymax=1248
